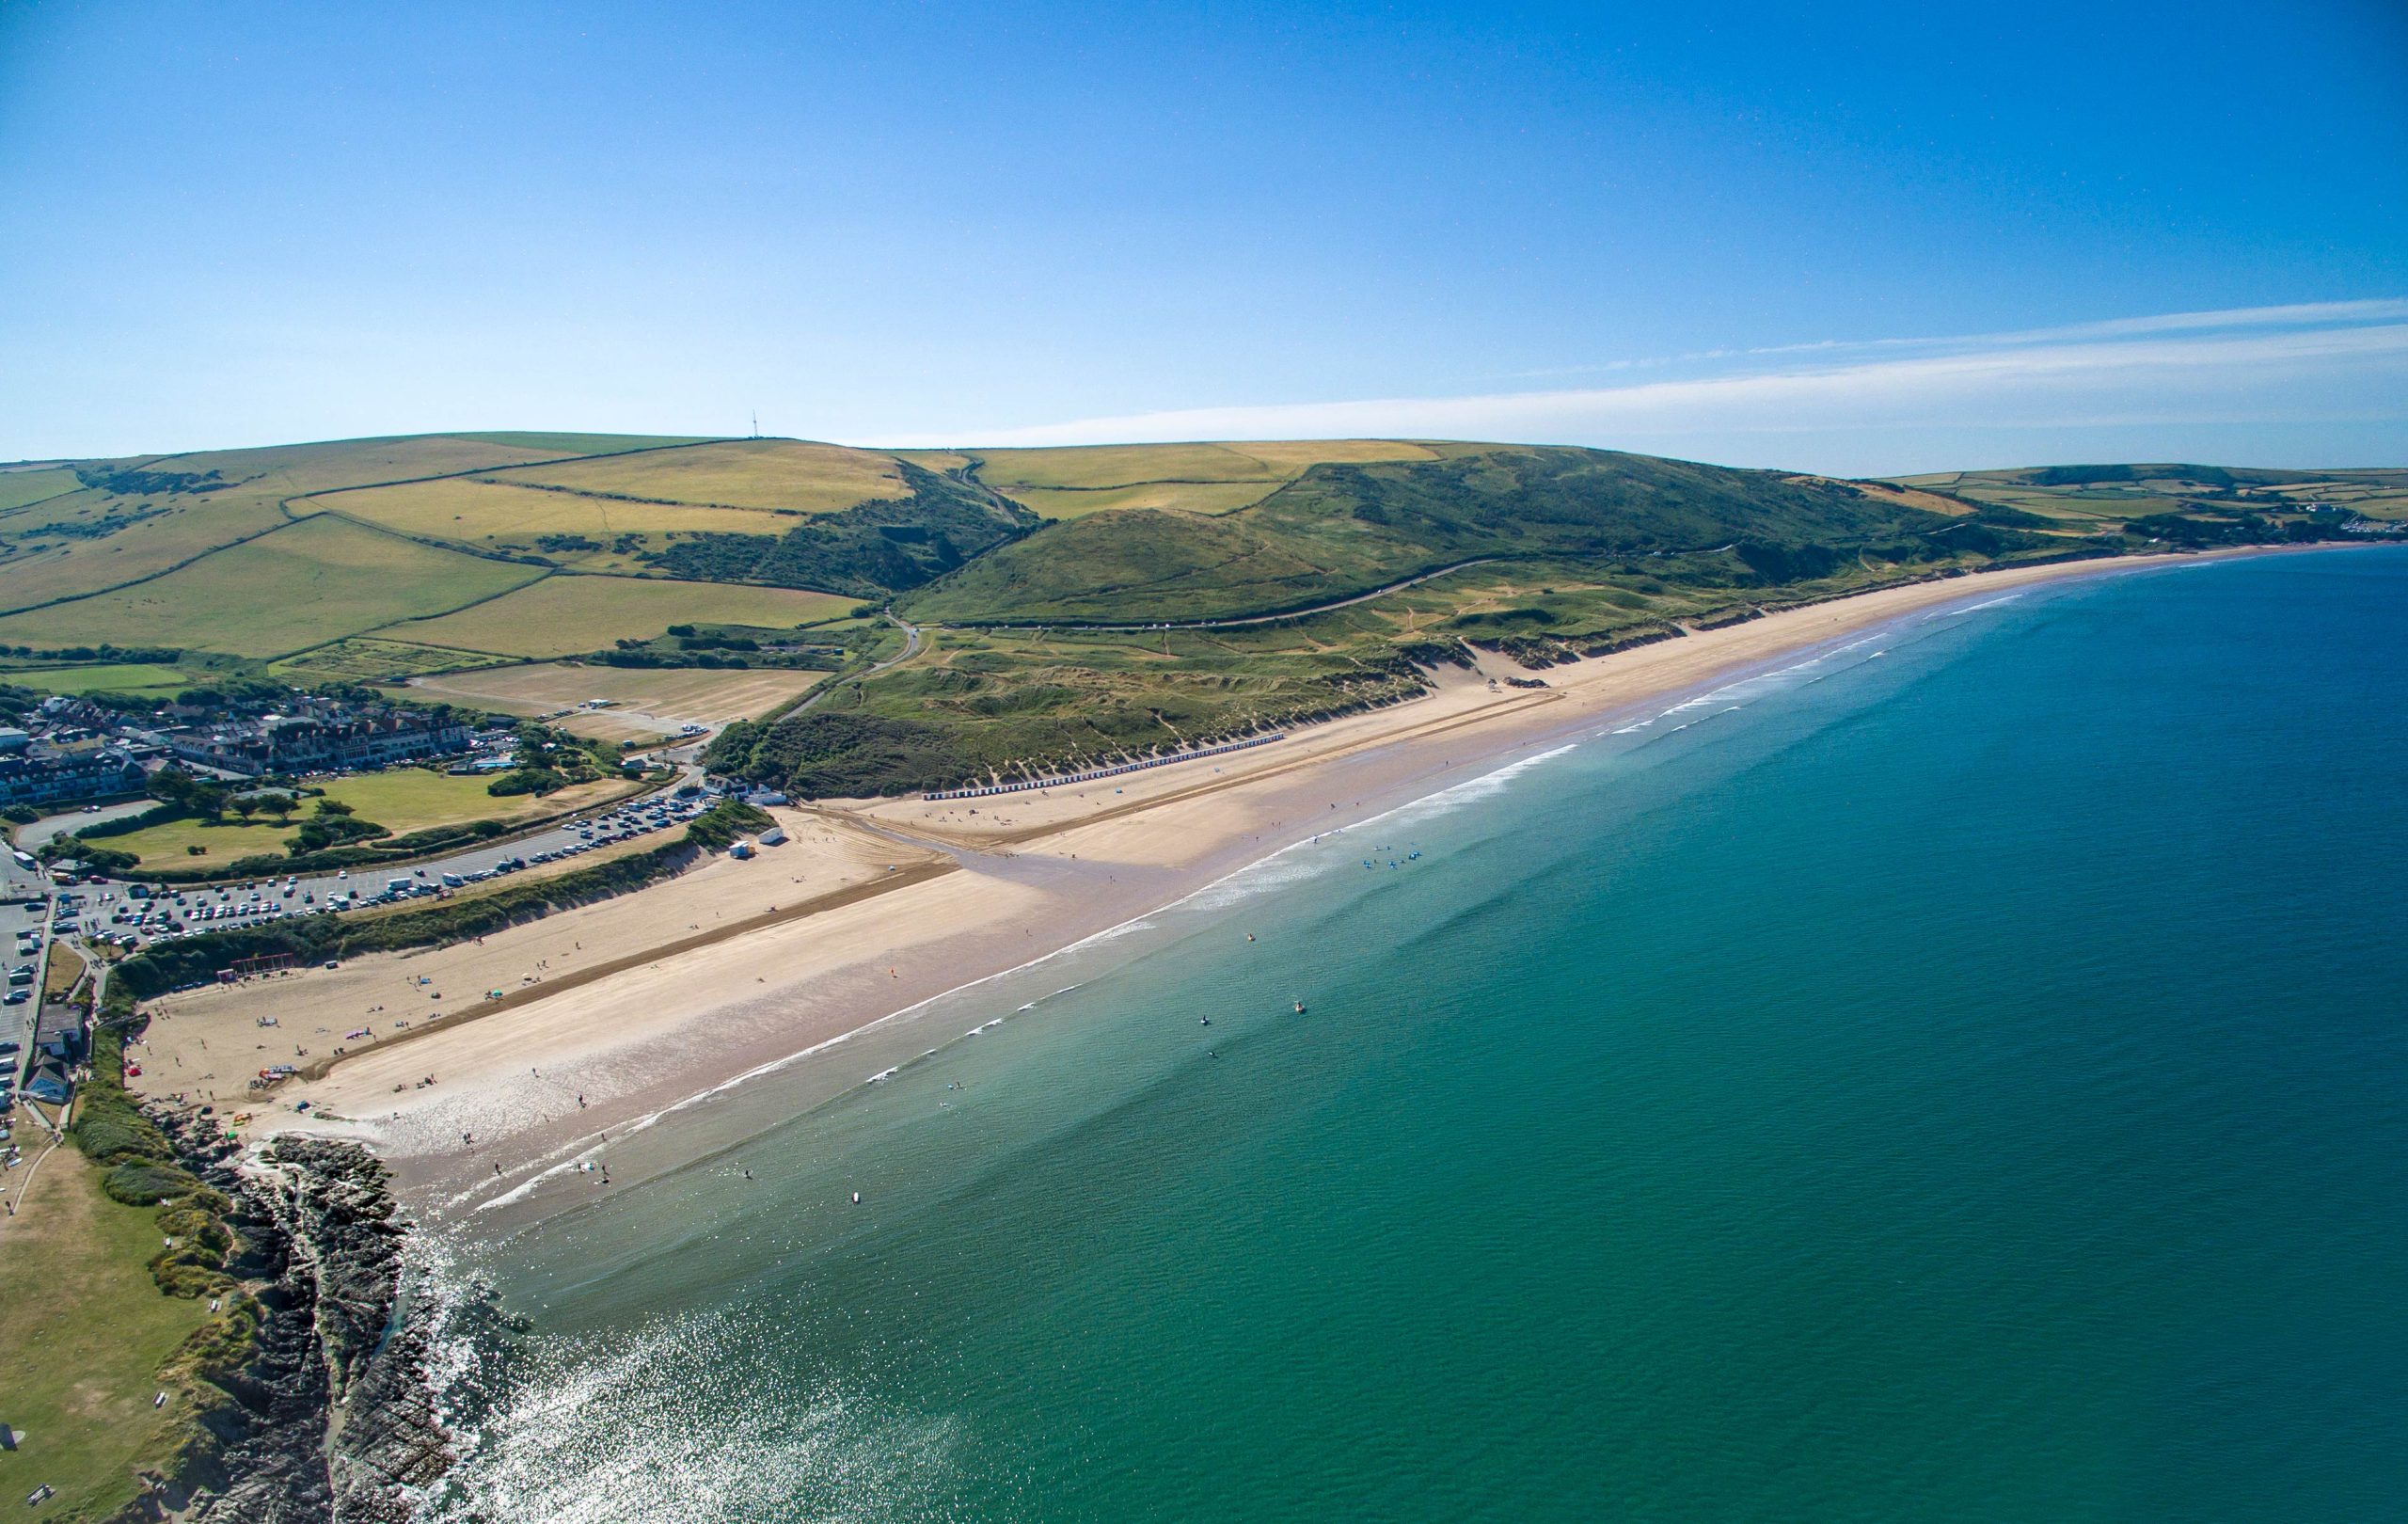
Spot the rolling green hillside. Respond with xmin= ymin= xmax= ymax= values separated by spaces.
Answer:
xmin=902 ymin=445 xmax=1985 ymax=625
xmin=2 ymin=430 xmax=2391 ymax=798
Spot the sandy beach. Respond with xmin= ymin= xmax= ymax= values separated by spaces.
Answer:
xmin=125 ymin=550 xmax=2263 ymax=1225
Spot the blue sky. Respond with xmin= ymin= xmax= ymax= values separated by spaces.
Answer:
xmin=2 ymin=0 xmax=2403 ymax=472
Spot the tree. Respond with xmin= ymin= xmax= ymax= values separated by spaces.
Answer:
xmin=230 ymin=796 xmax=261 ymax=822
xmin=148 ymin=767 xmax=196 ymax=806
xmin=261 ymin=795 xmax=295 ymax=824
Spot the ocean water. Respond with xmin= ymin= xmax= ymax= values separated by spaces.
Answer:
xmin=432 ymin=548 xmax=2408 ymax=1524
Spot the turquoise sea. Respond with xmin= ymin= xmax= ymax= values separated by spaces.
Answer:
xmin=434 ymin=548 xmax=2408 ymax=1524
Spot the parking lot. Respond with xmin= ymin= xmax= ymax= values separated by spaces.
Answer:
xmin=70 ymin=780 xmax=723 ymax=957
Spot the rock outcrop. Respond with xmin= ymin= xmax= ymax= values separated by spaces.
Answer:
xmin=152 ymin=1129 xmax=452 ymax=1523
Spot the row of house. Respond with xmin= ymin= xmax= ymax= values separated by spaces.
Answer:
xmin=0 ymin=741 xmax=150 ymax=806
xmin=0 ymin=691 xmax=479 ymax=804
xmin=142 ymin=706 xmax=473 ymax=777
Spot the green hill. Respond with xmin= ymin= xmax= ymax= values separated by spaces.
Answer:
xmin=2 ymin=431 xmax=2393 ymax=798
xmin=905 ymin=444 xmax=1982 ymax=625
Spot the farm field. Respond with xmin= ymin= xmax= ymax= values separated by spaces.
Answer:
xmin=0 ymin=516 xmax=539 ymax=658
xmin=1891 ymin=466 xmax=2408 ymax=528
xmin=403 ymin=661 xmax=823 ymax=738
xmin=388 ymin=576 xmax=854 ymax=658
xmin=0 ymin=1150 xmax=215 ymax=1523
xmin=437 ymin=431 xmax=714 ymax=456
xmin=153 ymin=433 xmax=582 ymax=494
xmin=0 ymin=435 xmax=715 ymax=619
xmin=0 ymin=498 xmax=293 ymax=613
xmin=0 ymin=467 xmax=81 ymax=513
xmin=268 ymin=637 xmax=513 ymax=687
xmin=483 ymin=438 xmax=905 ymax=511
xmin=0 ymin=662 xmax=195 ymax=694
xmin=961 ymin=439 xmax=1441 ymax=518
xmin=314 ymin=476 xmax=798 ymax=558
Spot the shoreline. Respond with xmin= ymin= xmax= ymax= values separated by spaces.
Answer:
xmin=131 ymin=544 xmax=2353 ymax=1231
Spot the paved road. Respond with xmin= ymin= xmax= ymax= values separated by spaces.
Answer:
xmin=17 ymin=799 xmax=152 ymax=850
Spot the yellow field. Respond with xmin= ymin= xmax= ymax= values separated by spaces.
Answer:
xmin=1000 ymin=482 xmax=1289 ymax=517
xmin=0 ymin=516 xmax=538 ymax=657
xmin=387 ymin=575 xmax=855 ymax=658
xmin=486 ymin=438 xmax=904 ymax=511
xmin=965 ymin=440 xmax=1441 ymax=516
xmin=403 ymin=661 xmax=820 ymax=736
xmin=154 ymin=433 xmax=578 ymax=496
xmin=1799 ymin=476 xmax=1973 ymax=517
xmin=315 ymin=475 xmax=798 ymax=549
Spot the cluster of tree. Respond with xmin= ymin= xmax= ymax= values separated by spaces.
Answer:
xmin=666 ymin=627 xmax=760 ymax=651
xmin=486 ymin=722 xmax=610 ymax=797
xmin=74 ymin=465 xmax=229 ymax=496
xmin=641 ymin=461 xmax=1039 ymax=596
xmin=140 ymin=766 xmax=300 ymax=826
xmin=596 ymin=626 xmax=846 ymax=671
xmin=1 ymin=642 xmax=182 ymax=662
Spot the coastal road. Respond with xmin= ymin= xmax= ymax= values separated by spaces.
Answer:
xmin=785 ymin=614 xmax=923 ymax=718
xmin=931 ymin=559 xmax=1503 ymax=634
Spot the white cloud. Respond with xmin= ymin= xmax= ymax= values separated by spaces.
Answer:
xmin=902 ymin=301 xmax=2408 ymax=468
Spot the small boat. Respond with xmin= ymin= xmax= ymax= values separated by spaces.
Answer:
xmin=1292 ymin=1000 xmax=1307 ymax=1015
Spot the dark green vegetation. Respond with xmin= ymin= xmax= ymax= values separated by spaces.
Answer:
xmin=641 ymin=460 xmax=1039 ymax=596
xmin=110 ymin=801 xmax=771 ymax=994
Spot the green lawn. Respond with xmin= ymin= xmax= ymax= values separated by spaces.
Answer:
xmin=317 ymin=768 xmax=539 ymax=832
xmin=0 ymin=1149 xmax=214 ymax=1522
xmin=99 ymin=770 xmax=640 ymax=867
xmin=0 ymin=664 xmax=194 ymax=696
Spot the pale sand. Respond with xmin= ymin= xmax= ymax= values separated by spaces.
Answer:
xmin=131 ymin=551 xmax=2255 ymax=1223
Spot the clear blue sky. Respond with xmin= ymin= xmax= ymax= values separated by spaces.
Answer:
xmin=2 ymin=0 xmax=2403 ymax=472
